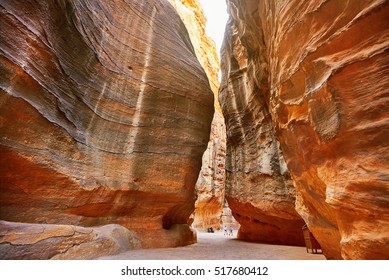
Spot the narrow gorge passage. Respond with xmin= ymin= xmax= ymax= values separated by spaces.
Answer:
xmin=0 ymin=0 xmax=388 ymax=261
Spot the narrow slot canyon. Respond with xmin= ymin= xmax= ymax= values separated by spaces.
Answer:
xmin=0 ymin=0 xmax=388 ymax=261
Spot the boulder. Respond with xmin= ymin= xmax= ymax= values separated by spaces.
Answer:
xmin=219 ymin=0 xmax=389 ymax=259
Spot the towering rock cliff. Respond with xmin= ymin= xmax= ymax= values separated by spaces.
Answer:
xmin=0 ymin=0 xmax=214 ymax=251
xmin=168 ymin=0 xmax=226 ymax=230
xmin=220 ymin=0 xmax=389 ymax=259
xmin=0 ymin=220 xmax=141 ymax=260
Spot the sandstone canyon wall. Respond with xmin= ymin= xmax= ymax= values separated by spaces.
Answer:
xmin=168 ymin=0 xmax=221 ymax=110
xmin=219 ymin=0 xmax=306 ymax=245
xmin=168 ymin=0 xmax=226 ymax=231
xmin=220 ymin=0 xmax=389 ymax=259
xmin=192 ymin=112 xmax=226 ymax=230
xmin=0 ymin=220 xmax=140 ymax=260
xmin=0 ymin=0 xmax=214 ymax=253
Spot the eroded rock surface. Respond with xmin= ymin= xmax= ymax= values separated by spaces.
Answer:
xmin=219 ymin=1 xmax=305 ymax=245
xmin=0 ymin=220 xmax=140 ymax=259
xmin=220 ymin=0 xmax=389 ymax=259
xmin=168 ymin=0 xmax=221 ymax=110
xmin=0 ymin=0 xmax=213 ymax=248
xmin=192 ymin=111 xmax=226 ymax=230
xmin=169 ymin=0 xmax=226 ymax=231
xmin=221 ymin=201 xmax=240 ymax=231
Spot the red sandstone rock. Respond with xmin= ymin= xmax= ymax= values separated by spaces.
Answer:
xmin=0 ymin=220 xmax=140 ymax=259
xmin=0 ymin=0 xmax=213 ymax=249
xmin=220 ymin=0 xmax=389 ymax=259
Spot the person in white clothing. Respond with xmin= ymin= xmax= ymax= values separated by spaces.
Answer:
xmin=229 ymin=226 xmax=233 ymax=236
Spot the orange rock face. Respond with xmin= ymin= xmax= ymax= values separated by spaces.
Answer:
xmin=220 ymin=0 xmax=389 ymax=259
xmin=0 ymin=0 xmax=213 ymax=248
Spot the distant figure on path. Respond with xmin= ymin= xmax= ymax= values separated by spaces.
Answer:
xmin=229 ymin=226 xmax=233 ymax=236
xmin=223 ymin=225 xmax=227 ymax=235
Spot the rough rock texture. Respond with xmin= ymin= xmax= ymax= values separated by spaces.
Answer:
xmin=219 ymin=0 xmax=305 ymax=245
xmin=168 ymin=0 xmax=221 ymax=111
xmin=221 ymin=201 xmax=240 ymax=230
xmin=0 ymin=0 xmax=214 ymax=249
xmin=168 ymin=0 xmax=226 ymax=231
xmin=220 ymin=0 xmax=389 ymax=259
xmin=0 ymin=220 xmax=140 ymax=259
xmin=192 ymin=111 xmax=226 ymax=230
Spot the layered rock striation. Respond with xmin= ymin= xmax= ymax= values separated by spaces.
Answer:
xmin=220 ymin=0 xmax=389 ymax=259
xmin=169 ymin=0 xmax=226 ymax=231
xmin=0 ymin=0 xmax=214 ymax=250
xmin=168 ymin=0 xmax=221 ymax=110
xmin=219 ymin=0 xmax=306 ymax=245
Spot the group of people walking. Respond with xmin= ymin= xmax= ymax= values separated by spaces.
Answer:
xmin=223 ymin=225 xmax=234 ymax=236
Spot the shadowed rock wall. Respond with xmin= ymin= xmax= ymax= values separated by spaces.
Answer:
xmin=220 ymin=0 xmax=389 ymax=259
xmin=0 ymin=0 xmax=213 ymax=249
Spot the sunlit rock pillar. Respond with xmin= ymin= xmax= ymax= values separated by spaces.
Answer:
xmin=169 ymin=0 xmax=226 ymax=231
xmin=0 ymin=0 xmax=213 ymax=249
xmin=192 ymin=111 xmax=226 ymax=231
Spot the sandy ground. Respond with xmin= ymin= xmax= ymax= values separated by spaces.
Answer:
xmin=98 ymin=231 xmax=326 ymax=260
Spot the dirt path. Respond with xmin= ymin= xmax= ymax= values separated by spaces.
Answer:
xmin=98 ymin=231 xmax=326 ymax=260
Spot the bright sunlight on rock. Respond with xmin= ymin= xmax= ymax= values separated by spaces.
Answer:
xmin=0 ymin=0 xmax=213 ymax=254
xmin=219 ymin=0 xmax=389 ymax=259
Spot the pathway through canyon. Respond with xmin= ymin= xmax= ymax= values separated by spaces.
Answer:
xmin=98 ymin=231 xmax=325 ymax=260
